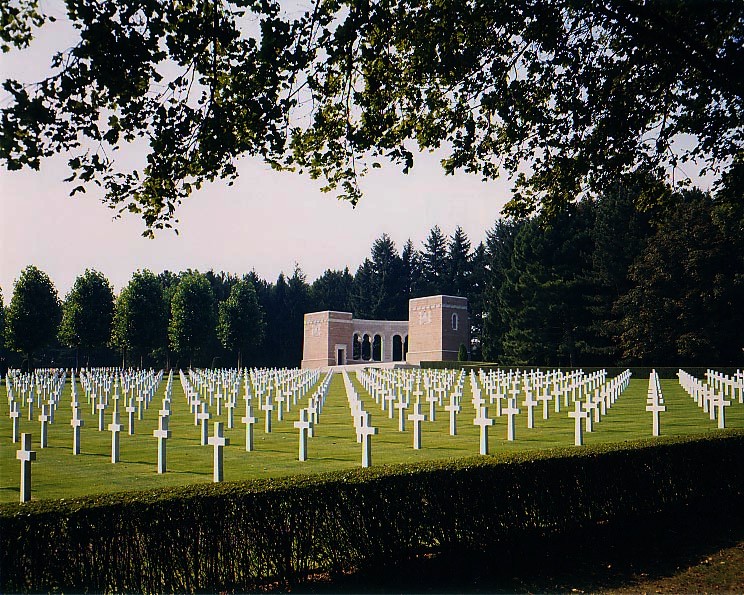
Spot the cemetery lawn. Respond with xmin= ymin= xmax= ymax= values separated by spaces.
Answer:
xmin=1 ymin=373 xmax=743 ymax=504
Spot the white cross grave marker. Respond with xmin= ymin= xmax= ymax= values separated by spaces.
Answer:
xmin=503 ymin=398 xmax=520 ymax=441
xmin=646 ymin=400 xmax=666 ymax=437
xmin=568 ymin=400 xmax=589 ymax=446
xmin=207 ymin=422 xmax=230 ymax=483
xmin=294 ymin=408 xmax=311 ymax=461
xmin=38 ymin=405 xmax=50 ymax=448
xmin=10 ymin=401 xmax=21 ymax=443
xmin=153 ymin=415 xmax=171 ymax=474
xmin=241 ymin=403 xmax=258 ymax=451
xmin=16 ymin=433 xmax=36 ymax=503
xmin=473 ymin=407 xmax=494 ymax=455
xmin=358 ymin=412 xmax=378 ymax=468
xmin=125 ymin=402 xmax=136 ymax=435
xmin=445 ymin=399 xmax=461 ymax=436
xmin=408 ymin=403 xmax=426 ymax=450
xmin=198 ymin=402 xmax=211 ymax=446
xmin=108 ymin=411 xmax=123 ymax=463
xmin=71 ymin=406 xmax=84 ymax=455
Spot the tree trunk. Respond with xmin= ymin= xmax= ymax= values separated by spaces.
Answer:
xmin=237 ymin=349 xmax=242 ymax=370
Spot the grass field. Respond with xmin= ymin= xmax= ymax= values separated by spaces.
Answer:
xmin=1 ymin=370 xmax=743 ymax=503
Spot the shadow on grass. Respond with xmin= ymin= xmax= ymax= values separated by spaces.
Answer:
xmin=297 ymin=508 xmax=744 ymax=594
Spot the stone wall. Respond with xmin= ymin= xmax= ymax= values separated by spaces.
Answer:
xmin=301 ymin=295 xmax=469 ymax=369
xmin=300 ymin=311 xmax=353 ymax=368
xmin=406 ymin=295 xmax=469 ymax=365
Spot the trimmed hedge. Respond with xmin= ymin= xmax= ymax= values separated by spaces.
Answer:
xmin=420 ymin=362 xmax=743 ymax=379
xmin=2 ymin=431 xmax=743 ymax=593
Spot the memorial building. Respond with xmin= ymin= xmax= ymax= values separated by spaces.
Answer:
xmin=301 ymin=295 xmax=469 ymax=368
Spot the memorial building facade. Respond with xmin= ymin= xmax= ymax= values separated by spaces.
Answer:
xmin=301 ymin=295 xmax=469 ymax=368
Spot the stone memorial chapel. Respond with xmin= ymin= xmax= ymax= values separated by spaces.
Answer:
xmin=301 ymin=295 xmax=469 ymax=368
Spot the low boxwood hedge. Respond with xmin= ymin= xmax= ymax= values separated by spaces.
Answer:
xmin=1 ymin=431 xmax=743 ymax=593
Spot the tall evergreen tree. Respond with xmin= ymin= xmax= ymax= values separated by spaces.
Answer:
xmin=369 ymin=234 xmax=406 ymax=319
xmin=285 ymin=265 xmax=311 ymax=367
xmin=351 ymin=259 xmax=376 ymax=320
xmin=499 ymin=203 xmax=596 ymax=366
xmin=468 ymin=241 xmax=488 ymax=360
xmin=401 ymin=238 xmax=423 ymax=300
xmin=481 ymin=219 xmax=521 ymax=362
xmin=616 ymin=189 xmax=744 ymax=365
xmin=446 ymin=226 xmax=472 ymax=297
xmin=310 ymin=268 xmax=354 ymax=312
xmin=589 ymin=187 xmax=652 ymax=361
xmin=421 ymin=225 xmax=448 ymax=295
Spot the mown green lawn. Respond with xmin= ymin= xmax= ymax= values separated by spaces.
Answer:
xmin=1 ymin=370 xmax=742 ymax=503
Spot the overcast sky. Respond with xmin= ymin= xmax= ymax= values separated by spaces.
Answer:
xmin=0 ymin=2 xmax=514 ymax=302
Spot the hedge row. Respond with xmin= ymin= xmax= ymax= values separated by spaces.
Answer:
xmin=2 ymin=431 xmax=743 ymax=593
xmin=420 ymin=362 xmax=743 ymax=379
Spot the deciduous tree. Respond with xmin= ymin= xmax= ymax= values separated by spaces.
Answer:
xmin=217 ymin=279 xmax=265 ymax=368
xmin=112 ymin=270 xmax=167 ymax=367
xmin=6 ymin=1 xmax=739 ymax=230
xmin=5 ymin=265 xmax=61 ymax=368
xmin=59 ymin=269 xmax=115 ymax=367
xmin=169 ymin=272 xmax=216 ymax=367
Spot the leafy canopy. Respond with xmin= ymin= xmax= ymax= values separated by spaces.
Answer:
xmin=111 ymin=269 xmax=166 ymax=357
xmin=168 ymin=271 xmax=216 ymax=359
xmin=217 ymin=278 xmax=264 ymax=367
xmin=5 ymin=265 xmax=61 ymax=358
xmin=2 ymin=0 xmax=741 ymax=233
xmin=59 ymin=269 xmax=115 ymax=350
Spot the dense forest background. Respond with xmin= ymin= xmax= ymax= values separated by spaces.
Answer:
xmin=2 ymin=179 xmax=743 ymax=371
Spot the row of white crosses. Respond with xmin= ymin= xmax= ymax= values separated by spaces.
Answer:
xmin=7 ymin=368 xmax=161 ymax=502
xmin=706 ymin=369 xmax=744 ymax=405
xmin=474 ymin=368 xmax=631 ymax=446
xmin=6 ymin=369 xmax=66 ymax=444
xmin=646 ymin=370 xmax=666 ymax=436
xmin=180 ymin=367 xmax=330 ymax=478
xmin=342 ymin=371 xmax=378 ymax=467
xmin=566 ymin=369 xmax=632 ymax=445
xmin=292 ymin=372 xmax=333 ymax=462
xmin=8 ymin=371 xmax=66 ymax=449
xmin=357 ymin=366 xmax=632 ymax=451
xmin=678 ymin=369 xmax=736 ymax=429
xmin=356 ymin=367 xmax=466 ymax=450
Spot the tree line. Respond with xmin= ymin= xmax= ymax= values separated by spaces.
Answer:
xmin=1 ymin=180 xmax=742 ymax=371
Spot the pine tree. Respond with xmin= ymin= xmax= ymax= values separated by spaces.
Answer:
xmin=402 ymin=239 xmax=423 ymax=299
xmin=481 ymin=220 xmax=521 ymax=362
xmin=370 ymin=234 xmax=405 ymax=319
xmin=310 ymin=268 xmax=354 ymax=312
xmin=446 ymin=226 xmax=471 ymax=297
xmin=421 ymin=225 xmax=448 ymax=295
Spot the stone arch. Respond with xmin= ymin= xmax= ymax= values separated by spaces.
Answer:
xmin=392 ymin=335 xmax=403 ymax=362
xmin=372 ymin=334 xmax=382 ymax=362
xmin=361 ymin=334 xmax=371 ymax=361
xmin=352 ymin=333 xmax=362 ymax=361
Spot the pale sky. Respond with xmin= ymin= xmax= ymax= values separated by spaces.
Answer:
xmin=0 ymin=2 xmax=512 ymax=301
